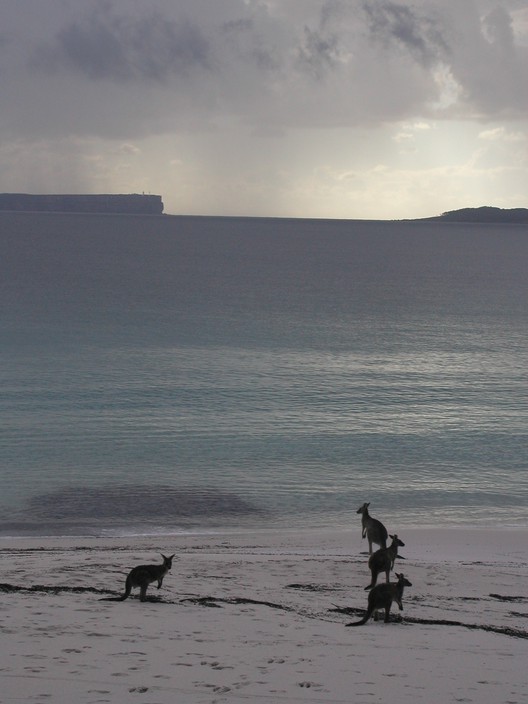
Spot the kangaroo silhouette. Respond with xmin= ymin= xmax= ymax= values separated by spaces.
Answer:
xmin=357 ymin=502 xmax=388 ymax=554
xmin=346 ymin=573 xmax=412 ymax=626
xmin=101 ymin=554 xmax=174 ymax=602
xmin=364 ymin=534 xmax=404 ymax=590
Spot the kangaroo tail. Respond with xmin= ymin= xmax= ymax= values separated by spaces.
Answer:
xmin=345 ymin=609 xmax=372 ymax=627
xmin=99 ymin=576 xmax=131 ymax=602
xmin=99 ymin=595 xmax=128 ymax=602
xmin=346 ymin=616 xmax=369 ymax=627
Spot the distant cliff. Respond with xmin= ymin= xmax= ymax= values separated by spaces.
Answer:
xmin=0 ymin=193 xmax=164 ymax=215
xmin=424 ymin=206 xmax=528 ymax=224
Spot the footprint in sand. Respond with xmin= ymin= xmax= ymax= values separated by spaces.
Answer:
xmin=200 ymin=660 xmax=232 ymax=670
xmin=298 ymin=681 xmax=323 ymax=690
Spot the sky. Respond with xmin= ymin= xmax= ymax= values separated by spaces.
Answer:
xmin=1 ymin=0 xmax=527 ymax=219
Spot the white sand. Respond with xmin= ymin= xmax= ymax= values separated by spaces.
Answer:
xmin=1 ymin=527 xmax=527 ymax=703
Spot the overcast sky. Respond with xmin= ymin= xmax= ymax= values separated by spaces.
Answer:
xmin=1 ymin=0 xmax=527 ymax=219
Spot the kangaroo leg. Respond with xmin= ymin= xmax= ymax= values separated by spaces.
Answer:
xmin=139 ymin=584 xmax=148 ymax=602
xmin=365 ymin=569 xmax=376 ymax=590
xmin=384 ymin=606 xmax=391 ymax=623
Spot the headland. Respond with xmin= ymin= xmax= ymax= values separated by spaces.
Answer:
xmin=0 ymin=193 xmax=163 ymax=215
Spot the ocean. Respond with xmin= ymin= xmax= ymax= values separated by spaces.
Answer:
xmin=1 ymin=211 xmax=527 ymax=537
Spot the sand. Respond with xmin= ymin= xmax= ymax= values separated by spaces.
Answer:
xmin=0 ymin=527 xmax=527 ymax=703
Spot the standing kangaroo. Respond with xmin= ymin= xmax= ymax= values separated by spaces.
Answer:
xmin=357 ymin=502 xmax=388 ymax=554
xmin=364 ymin=534 xmax=404 ymax=590
xmin=346 ymin=573 xmax=412 ymax=626
xmin=102 ymin=554 xmax=174 ymax=602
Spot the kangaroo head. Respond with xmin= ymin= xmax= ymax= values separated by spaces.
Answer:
xmin=395 ymin=573 xmax=412 ymax=587
xmin=161 ymin=554 xmax=175 ymax=569
xmin=357 ymin=502 xmax=370 ymax=514
xmin=389 ymin=534 xmax=405 ymax=547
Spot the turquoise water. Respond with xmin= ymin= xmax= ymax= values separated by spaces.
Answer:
xmin=1 ymin=212 xmax=527 ymax=536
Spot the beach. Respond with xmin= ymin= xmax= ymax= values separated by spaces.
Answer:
xmin=1 ymin=528 xmax=527 ymax=703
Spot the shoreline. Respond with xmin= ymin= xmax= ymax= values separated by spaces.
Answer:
xmin=1 ymin=523 xmax=527 ymax=548
xmin=1 ymin=515 xmax=527 ymax=542
xmin=1 ymin=527 xmax=527 ymax=702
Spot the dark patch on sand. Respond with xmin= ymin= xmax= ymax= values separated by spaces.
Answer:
xmin=180 ymin=595 xmax=293 ymax=611
xmin=286 ymin=583 xmax=343 ymax=592
xmin=329 ymin=606 xmax=528 ymax=639
xmin=0 ymin=582 xmax=115 ymax=596
xmin=490 ymin=593 xmax=528 ymax=603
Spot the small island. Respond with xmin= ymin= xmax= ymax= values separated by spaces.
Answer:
xmin=423 ymin=206 xmax=528 ymax=224
xmin=0 ymin=193 xmax=164 ymax=215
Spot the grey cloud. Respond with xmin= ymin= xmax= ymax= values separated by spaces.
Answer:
xmin=220 ymin=17 xmax=278 ymax=73
xmin=360 ymin=0 xmax=527 ymax=117
xmin=31 ymin=4 xmax=210 ymax=82
xmin=443 ymin=3 xmax=528 ymax=116
xmin=362 ymin=0 xmax=449 ymax=67
xmin=296 ymin=26 xmax=341 ymax=79
xmin=291 ymin=2 xmax=349 ymax=80
xmin=2 ymin=0 xmax=527 ymax=146
xmin=483 ymin=6 xmax=516 ymax=50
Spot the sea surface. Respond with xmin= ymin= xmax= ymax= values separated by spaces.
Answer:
xmin=1 ymin=211 xmax=527 ymax=537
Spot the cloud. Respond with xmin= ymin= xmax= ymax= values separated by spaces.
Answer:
xmin=116 ymin=142 xmax=141 ymax=155
xmin=31 ymin=3 xmax=210 ymax=83
xmin=478 ymin=127 xmax=526 ymax=142
xmin=393 ymin=131 xmax=413 ymax=143
xmin=296 ymin=25 xmax=342 ymax=79
xmin=1 ymin=0 xmax=524 ymax=144
xmin=220 ymin=16 xmax=278 ymax=73
xmin=441 ymin=3 xmax=528 ymax=117
xmin=0 ymin=1 xmax=527 ymax=217
xmin=362 ymin=0 xmax=449 ymax=67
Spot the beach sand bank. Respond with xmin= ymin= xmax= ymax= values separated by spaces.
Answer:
xmin=1 ymin=528 xmax=527 ymax=703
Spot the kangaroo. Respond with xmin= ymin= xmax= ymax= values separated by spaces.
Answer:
xmin=364 ymin=534 xmax=404 ymax=590
xmin=101 ymin=554 xmax=174 ymax=602
xmin=356 ymin=502 xmax=388 ymax=554
xmin=346 ymin=573 xmax=412 ymax=626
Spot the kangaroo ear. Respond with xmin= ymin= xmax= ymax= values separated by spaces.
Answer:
xmin=395 ymin=572 xmax=401 ymax=578
xmin=389 ymin=534 xmax=394 ymax=539
xmin=366 ymin=502 xmax=370 ymax=507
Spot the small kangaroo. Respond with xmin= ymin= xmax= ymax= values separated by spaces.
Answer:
xmin=102 ymin=554 xmax=174 ymax=602
xmin=346 ymin=573 xmax=412 ymax=626
xmin=364 ymin=534 xmax=404 ymax=590
xmin=356 ymin=502 xmax=388 ymax=554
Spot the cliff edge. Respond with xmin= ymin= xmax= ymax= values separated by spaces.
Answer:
xmin=0 ymin=193 xmax=164 ymax=215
